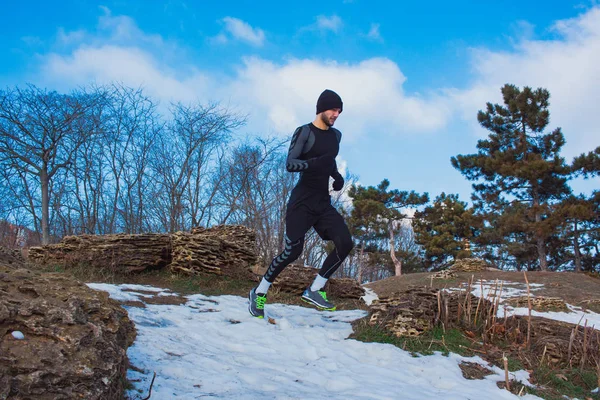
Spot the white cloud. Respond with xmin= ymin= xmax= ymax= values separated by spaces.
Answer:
xmin=508 ymin=20 xmax=535 ymax=41
xmin=21 ymin=36 xmax=43 ymax=47
xmin=219 ymin=17 xmax=265 ymax=47
xmin=227 ymin=57 xmax=451 ymax=136
xmin=210 ymin=33 xmax=228 ymax=45
xmin=35 ymin=10 xmax=451 ymax=139
xmin=33 ymin=9 xmax=205 ymax=106
xmin=366 ymin=23 xmax=382 ymax=41
xmin=315 ymin=15 xmax=343 ymax=33
xmin=98 ymin=11 xmax=166 ymax=48
xmin=57 ymin=28 xmax=87 ymax=45
xmin=449 ymin=6 xmax=600 ymax=158
xmin=41 ymin=45 xmax=212 ymax=105
xmin=29 ymin=5 xmax=600 ymax=164
xmin=50 ymin=7 xmax=170 ymax=52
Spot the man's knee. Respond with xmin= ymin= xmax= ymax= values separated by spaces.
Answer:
xmin=335 ymin=233 xmax=353 ymax=258
xmin=289 ymin=239 xmax=304 ymax=260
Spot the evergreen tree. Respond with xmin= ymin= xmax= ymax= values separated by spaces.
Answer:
xmin=568 ymin=146 xmax=600 ymax=271
xmin=348 ymin=179 xmax=428 ymax=276
xmin=413 ymin=192 xmax=481 ymax=269
xmin=346 ymin=195 xmax=384 ymax=282
xmin=451 ymin=84 xmax=572 ymax=271
xmin=553 ymin=195 xmax=598 ymax=271
xmin=572 ymin=146 xmax=600 ymax=177
xmin=0 ymin=85 xmax=101 ymax=244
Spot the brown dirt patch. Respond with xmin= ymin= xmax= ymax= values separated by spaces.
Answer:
xmin=122 ymin=288 xmax=161 ymax=295
xmin=120 ymin=300 xmax=146 ymax=308
xmin=459 ymin=361 xmax=494 ymax=380
xmin=365 ymin=270 xmax=600 ymax=312
xmin=142 ymin=294 xmax=188 ymax=306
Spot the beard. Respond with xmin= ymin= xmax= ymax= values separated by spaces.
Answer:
xmin=320 ymin=113 xmax=335 ymax=127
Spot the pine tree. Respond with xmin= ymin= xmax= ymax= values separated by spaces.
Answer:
xmin=346 ymin=195 xmax=384 ymax=282
xmin=554 ymin=195 xmax=598 ymax=271
xmin=567 ymin=146 xmax=600 ymax=271
xmin=572 ymin=146 xmax=600 ymax=177
xmin=451 ymin=84 xmax=572 ymax=271
xmin=348 ymin=179 xmax=428 ymax=276
xmin=413 ymin=192 xmax=481 ymax=269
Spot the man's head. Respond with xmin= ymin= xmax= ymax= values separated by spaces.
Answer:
xmin=316 ymin=89 xmax=343 ymax=127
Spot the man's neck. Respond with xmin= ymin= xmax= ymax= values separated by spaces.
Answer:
xmin=312 ymin=117 xmax=329 ymax=130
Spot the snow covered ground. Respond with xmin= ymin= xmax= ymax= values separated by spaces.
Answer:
xmin=361 ymin=287 xmax=379 ymax=306
xmin=88 ymin=283 xmax=540 ymax=400
xmin=454 ymin=279 xmax=600 ymax=328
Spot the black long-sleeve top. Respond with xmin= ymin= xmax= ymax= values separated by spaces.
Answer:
xmin=286 ymin=123 xmax=343 ymax=193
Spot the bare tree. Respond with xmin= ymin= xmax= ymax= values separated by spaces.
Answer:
xmin=214 ymin=138 xmax=293 ymax=265
xmin=0 ymin=164 xmax=42 ymax=238
xmin=98 ymin=84 xmax=162 ymax=233
xmin=0 ymin=168 xmax=31 ymax=247
xmin=0 ymin=168 xmax=20 ymax=227
xmin=0 ymin=85 xmax=101 ymax=244
xmin=69 ymin=115 xmax=107 ymax=234
xmin=149 ymin=102 xmax=245 ymax=233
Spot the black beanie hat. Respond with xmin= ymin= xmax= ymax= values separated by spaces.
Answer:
xmin=316 ymin=89 xmax=343 ymax=114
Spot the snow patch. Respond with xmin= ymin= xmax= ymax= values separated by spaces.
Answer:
xmin=449 ymin=279 xmax=600 ymax=328
xmin=88 ymin=283 xmax=542 ymax=399
xmin=361 ymin=287 xmax=379 ymax=306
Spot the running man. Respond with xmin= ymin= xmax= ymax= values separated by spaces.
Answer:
xmin=249 ymin=89 xmax=354 ymax=318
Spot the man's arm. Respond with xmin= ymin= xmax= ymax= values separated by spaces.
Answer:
xmin=330 ymin=129 xmax=344 ymax=190
xmin=286 ymin=126 xmax=334 ymax=173
xmin=331 ymin=160 xmax=344 ymax=191
xmin=331 ymin=161 xmax=343 ymax=181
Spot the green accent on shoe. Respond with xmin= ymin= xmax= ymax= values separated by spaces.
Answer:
xmin=256 ymin=295 xmax=266 ymax=310
xmin=248 ymin=288 xmax=267 ymax=318
xmin=317 ymin=291 xmax=336 ymax=311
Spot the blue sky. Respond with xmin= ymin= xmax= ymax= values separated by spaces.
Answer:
xmin=2 ymin=0 xmax=599 ymax=203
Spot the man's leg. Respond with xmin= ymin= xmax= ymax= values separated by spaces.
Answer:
xmin=249 ymin=204 xmax=312 ymax=318
xmin=262 ymin=235 xmax=305 ymax=286
xmin=301 ymin=206 xmax=354 ymax=310
xmin=249 ymin=234 xmax=305 ymax=318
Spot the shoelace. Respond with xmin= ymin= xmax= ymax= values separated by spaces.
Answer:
xmin=318 ymin=291 xmax=328 ymax=301
xmin=255 ymin=295 xmax=266 ymax=309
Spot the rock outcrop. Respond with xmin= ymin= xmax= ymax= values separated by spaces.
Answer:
xmin=430 ymin=269 xmax=457 ymax=279
xmin=169 ymin=225 xmax=257 ymax=278
xmin=0 ymin=250 xmax=136 ymax=400
xmin=367 ymin=286 xmax=483 ymax=337
xmin=505 ymin=295 xmax=568 ymax=312
xmin=0 ymin=247 xmax=24 ymax=269
xmin=28 ymin=233 xmax=172 ymax=273
xmin=27 ymin=225 xmax=258 ymax=279
xmin=271 ymin=264 xmax=365 ymax=299
xmin=449 ymin=258 xmax=493 ymax=272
